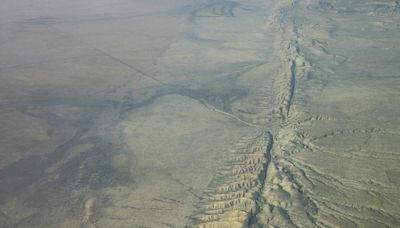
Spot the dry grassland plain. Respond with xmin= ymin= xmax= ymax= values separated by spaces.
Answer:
xmin=0 ymin=0 xmax=399 ymax=227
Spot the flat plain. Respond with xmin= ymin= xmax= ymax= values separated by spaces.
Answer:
xmin=0 ymin=0 xmax=399 ymax=227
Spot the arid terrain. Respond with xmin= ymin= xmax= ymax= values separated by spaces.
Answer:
xmin=0 ymin=0 xmax=399 ymax=227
